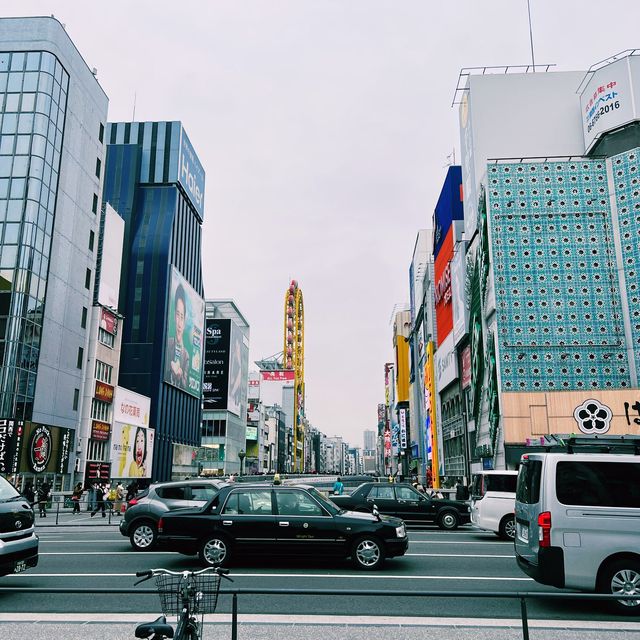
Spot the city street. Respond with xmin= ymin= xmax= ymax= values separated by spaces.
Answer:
xmin=0 ymin=523 xmax=637 ymax=627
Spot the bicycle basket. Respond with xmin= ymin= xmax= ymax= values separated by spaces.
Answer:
xmin=155 ymin=572 xmax=222 ymax=615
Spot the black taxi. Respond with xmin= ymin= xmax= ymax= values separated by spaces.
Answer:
xmin=157 ymin=483 xmax=408 ymax=570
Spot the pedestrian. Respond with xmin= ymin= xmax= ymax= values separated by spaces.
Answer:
xmin=23 ymin=481 xmax=35 ymax=506
xmin=332 ymin=477 xmax=344 ymax=495
xmin=106 ymin=483 xmax=118 ymax=514
xmin=125 ymin=481 xmax=138 ymax=503
xmin=71 ymin=482 xmax=83 ymax=514
xmin=37 ymin=480 xmax=50 ymax=517
xmin=115 ymin=482 xmax=125 ymax=516
xmin=91 ymin=483 xmax=106 ymax=518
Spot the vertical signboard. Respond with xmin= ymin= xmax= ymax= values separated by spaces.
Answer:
xmin=227 ymin=323 xmax=249 ymax=418
xmin=0 ymin=419 xmax=24 ymax=475
xmin=399 ymin=408 xmax=407 ymax=450
xmin=202 ymin=318 xmax=231 ymax=410
xmin=451 ymin=246 xmax=468 ymax=345
xmin=434 ymin=227 xmax=454 ymax=346
xmin=178 ymin=127 xmax=206 ymax=221
xmin=460 ymin=91 xmax=478 ymax=240
xmin=164 ymin=267 xmax=205 ymax=398
xmin=424 ymin=342 xmax=440 ymax=489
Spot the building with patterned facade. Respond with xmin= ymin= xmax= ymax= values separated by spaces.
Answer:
xmin=102 ymin=121 xmax=206 ymax=482
xmin=0 ymin=17 xmax=108 ymax=490
xmin=457 ymin=51 xmax=640 ymax=472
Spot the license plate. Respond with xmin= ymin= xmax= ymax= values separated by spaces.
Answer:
xmin=14 ymin=560 xmax=27 ymax=574
xmin=519 ymin=524 xmax=529 ymax=541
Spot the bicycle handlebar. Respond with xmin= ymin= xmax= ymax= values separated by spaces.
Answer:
xmin=134 ymin=566 xmax=233 ymax=584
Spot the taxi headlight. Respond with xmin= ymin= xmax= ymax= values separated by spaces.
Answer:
xmin=395 ymin=524 xmax=406 ymax=538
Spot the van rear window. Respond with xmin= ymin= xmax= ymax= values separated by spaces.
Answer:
xmin=516 ymin=460 xmax=542 ymax=504
xmin=556 ymin=461 xmax=640 ymax=508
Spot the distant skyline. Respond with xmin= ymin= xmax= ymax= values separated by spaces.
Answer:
xmin=3 ymin=1 xmax=640 ymax=446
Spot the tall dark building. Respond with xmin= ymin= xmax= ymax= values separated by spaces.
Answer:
xmin=103 ymin=121 xmax=205 ymax=481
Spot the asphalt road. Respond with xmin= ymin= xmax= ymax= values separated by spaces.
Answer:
xmin=0 ymin=518 xmax=637 ymax=628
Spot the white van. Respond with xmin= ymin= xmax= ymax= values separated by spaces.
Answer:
xmin=515 ymin=436 xmax=640 ymax=614
xmin=470 ymin=470 xmax=518 ymax=539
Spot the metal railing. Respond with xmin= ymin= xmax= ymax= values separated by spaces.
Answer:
xmin=34 ymin=498 xmax=123 ymax=525
xmin=0 ymin=585 xmax=635 ymax=640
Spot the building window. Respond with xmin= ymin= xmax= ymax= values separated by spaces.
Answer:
xmin=95 ymin=359 xmax=113 ymax=384
xmin=91 ymin=398 xmax=110 ymax=422
xmin=98 ymin=327 xmax=114 ymax=348
xmin=95 ymin=157 xmax=101 ymax=179
xmin=92 ymin=193 xmax=98 ymax=214
xmin=85 ymin=268 xmax=91 ymax=289
xmin=73 ymin=388 xmax=79 ymax=411
xmin=88 ymin=439 xmax=108 ymax=461
xmin=98 ymin=122 xmax=104 ymax=144
xmin=89 ymin=230 xmax=95 ymax=251
xmin=77 ymin=346 xmax=84 ymax=369
xmin=81 ymin=306 xmax=87 ymax=329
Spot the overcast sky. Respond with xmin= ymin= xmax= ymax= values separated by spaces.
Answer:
xmin=4 ymin=1 xmax=640 ymax=447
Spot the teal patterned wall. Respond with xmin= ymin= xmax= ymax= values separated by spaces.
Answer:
xmin=611 ymin=148 xmax=640 ymax=380
xmin=487 ymin=158 xmax=630 ymax=392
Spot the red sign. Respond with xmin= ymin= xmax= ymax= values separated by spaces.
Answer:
xmin=434 ymin=226 xmax=454 ymax=346
xmin=100 ymin=308 xmax=118 ymax=335
xmin=461 ymin=345 xmax=472 ymax=389
xmin=95 ymin=381 xmax=114 ymax=403
xmin=91 ymin=420 xmax=111 ymax=441
xmin=261 ymin=370 xmax=295 ymax=381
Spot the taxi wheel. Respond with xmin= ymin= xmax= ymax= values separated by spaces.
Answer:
xmin=437 ymin=511 xmax=459 ymax=530
xmin=352 ymin=535 xmax=384 ymax=570
xmin=200 ymin=534 xmax=231 ymax=567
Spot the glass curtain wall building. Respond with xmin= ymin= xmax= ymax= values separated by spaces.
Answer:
xmin=103 ymin=121 xmax=205 ymax=482
xmin=0 ymin=18 xmax=108 ymax=489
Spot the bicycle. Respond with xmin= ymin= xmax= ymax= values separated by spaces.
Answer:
xmin=134 ymin=566 xmax=232 ymax=640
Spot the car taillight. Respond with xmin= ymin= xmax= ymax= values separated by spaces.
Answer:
xmin=158 ymin=517 xmax=164 ymax=533
xmin=128 ymin=498 xmax=138 ymax=506
xmin=538 ymin=511 xmax=551 ymax=548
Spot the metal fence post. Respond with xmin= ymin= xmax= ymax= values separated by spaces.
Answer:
xmin=231 ymin=592 xmax=238 ymax=640
xmin=520 ymin=596 xmax=530 ymax=640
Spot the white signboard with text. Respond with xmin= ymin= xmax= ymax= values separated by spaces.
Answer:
xmin=434 ymin=333 xmax=458 ymax=391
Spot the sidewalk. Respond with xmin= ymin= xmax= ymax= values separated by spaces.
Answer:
xmin=0 ymin=614 xmax=638 ymax=640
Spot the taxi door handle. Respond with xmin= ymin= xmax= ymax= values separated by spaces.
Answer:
xmin=279 ymin=521 xmax=289 ymax=527
xmin=222 ymin=520 xmax=233 ymax=526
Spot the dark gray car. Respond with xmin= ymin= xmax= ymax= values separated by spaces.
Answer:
xmin=120 ymin=479 xmax=228 ymax=550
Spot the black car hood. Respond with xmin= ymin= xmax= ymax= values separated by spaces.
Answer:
xmin=338 ymin=509 xmax=403 ymax=526
xmin=434 ymin=498 xmax=468 ymax=510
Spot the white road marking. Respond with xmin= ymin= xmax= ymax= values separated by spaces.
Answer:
xmin=407 ymin=553 xmax=514 ymax=558
xmin=409 ymin=540 xmax=512 ymax=544
xmin=6 ymin=572 xmax=533 ymax=581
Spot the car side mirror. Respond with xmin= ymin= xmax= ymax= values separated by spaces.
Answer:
xmin=372 ymin=503 xmax=381 ymax=521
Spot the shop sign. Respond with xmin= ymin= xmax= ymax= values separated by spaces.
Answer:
xmin=85 ymin=461 xmax=111 ymax=481
xmin=57 ymin=428 xmax=73 ymax=474
xmin=0 ymin=419 xmax=24 ymax=474
xmin=435 ymin=333 xmax=458 ymax=390
xmin=95 ymin=381 xmax=114 ymax=403
xmin=573 ymin=399 xmax=612 ymax=435
xmin=399 ymin=409 xmax=407 ymax=449
xmin=28 ymin=424 xmax=52 ymax=473
xmin=91 ymin=420 xmax=111 ymax=441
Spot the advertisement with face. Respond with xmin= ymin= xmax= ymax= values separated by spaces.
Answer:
xmin=111 ymin=424 xmax=155 ymax=479
xmin=227 ymin=322 xmax=249 ymax=418
xmin=164 ymin=267 xmax=205 ymax=398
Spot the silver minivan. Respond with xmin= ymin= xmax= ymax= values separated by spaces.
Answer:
xmin=515 ymin=446 xmax=640 ymax=614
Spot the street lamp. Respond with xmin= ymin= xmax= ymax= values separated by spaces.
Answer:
xmin=238 ymin=450 xmax=246 ymax=477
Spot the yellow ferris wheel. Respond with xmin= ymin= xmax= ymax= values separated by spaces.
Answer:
xmin=284 ymin=280 xmax=304 ymax=472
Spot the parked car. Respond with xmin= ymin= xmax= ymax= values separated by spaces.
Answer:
xmin=120 ymin=478 xmax=228 ymax=551
xmin=156 ymin=482 xmax=409 ymax=570
xmin=515 ymin=436 xmax=640 ymax=614
xmin=470 ymin=470 xmax=518 ymax=539
xmin=330 ymin=482 xmax=471 ymax=529
xmin=0 ymin=477 xmax=38 ymax=576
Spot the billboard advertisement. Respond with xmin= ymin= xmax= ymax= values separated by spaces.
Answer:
xmin=580 ymin=56 xmax=636 ymax=153
xmin=451 ymin=245 xmax=468 ymax=346
xmin=433 ymin=165 xmax=463 ymax=259
xmin=202 ymin=318 xmax=231 ymax=410
xmin=164 ymin=267 xmax=205 ymax=398
xmin=17 ymin=422 xmax=73 ymax=475
xmin=0 ymin=419 xmax=24 ymax=475
xmin=435 ymin=332 xmax=458 ymax=390
xmin=112 ymin=387 xmax=150 ymax=428
xmin=424 ymin=342 xmax=440 ymax=488
xmin=97 ymin=203 xmax=124 ymax=309
xmin=178 ymin=127 xmax=206 ymax=221
xmin=110 ymin=423 xmax=155 ymax=479
xmin=460 ymin=92 xmax=479 ymax=241
xmin=434 ymin=226 xmax=454 ymax=346
xmin=228 ymin=323 xmax=249 ymax=418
